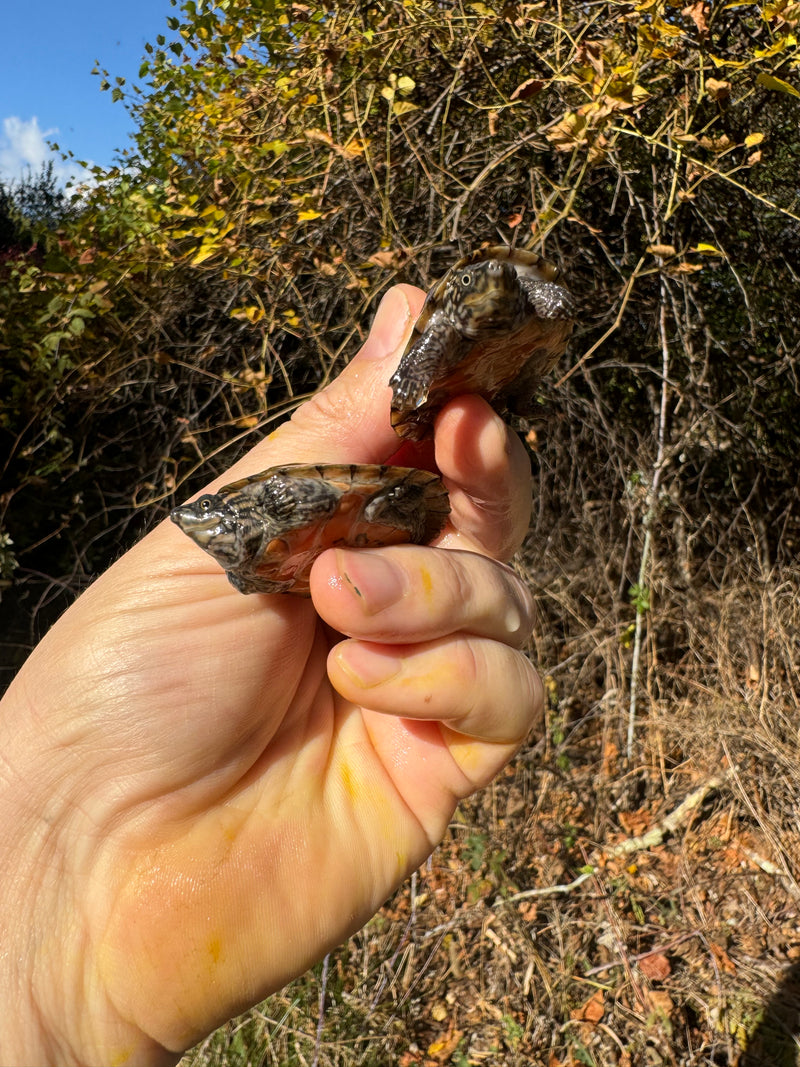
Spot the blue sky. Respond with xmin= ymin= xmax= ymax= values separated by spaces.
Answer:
xmin=1 ymin=0 xmax=179 ymax=185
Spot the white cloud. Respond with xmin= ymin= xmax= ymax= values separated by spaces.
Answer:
xmin=0 ymin=116 xmax=93 ymax=187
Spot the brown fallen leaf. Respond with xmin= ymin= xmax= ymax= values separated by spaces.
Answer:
xmin=706 ymin=77 xmax=731 ymax=100
xmin=427 ymin=1029 xmax=464 ymax=1061
xmin=709 ymin=941 xmax=737 ymax=974
xmin=571 ymin=987 xmax=605 ymax=1024
xmin=683 ymin=1 xmax=710 ymax=37
xmin=645 ymin=989 xmax=675 ymax=1018
xmin=639 ymin=951 xmax=671 ymax=982
xmin=510 ymin=77 xmax=544 ymax=101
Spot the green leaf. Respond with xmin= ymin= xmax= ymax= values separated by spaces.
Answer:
xmin=628 ymin=583 xmax=651 ymax=614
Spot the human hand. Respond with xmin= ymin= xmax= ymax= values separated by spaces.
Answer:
xmin=0 ymin=284 xmax=543 ymax=1066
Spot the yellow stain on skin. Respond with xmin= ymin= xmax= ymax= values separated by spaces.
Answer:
xmin=419 ymin=565 xmax=434 ymax=602
xmin=222 ymin=817 xmax=241 ymax=844
xmin=340 ymin=760 xmax=358 ymax=802
xmin=398 ymin=657 xmax=459 ymax=696
xmin=109 ymin=1047 xmax=135 ymax=1066
xmin=339 ymin=755 xmax=402 ymax=853
xmin=443 ymin=730 xmax=483 ymax=774
xmin=208 ymin=935 xmax=224 ymax=965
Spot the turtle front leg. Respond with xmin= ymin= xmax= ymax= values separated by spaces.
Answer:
xmin=389 ymin=322 xmax=468 ymax=440
xmin=362 ymin=472 xmax=450 ymax=544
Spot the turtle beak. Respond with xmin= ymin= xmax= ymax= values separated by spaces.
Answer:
xmin=171 ymin=504 xmax=227 ymax=548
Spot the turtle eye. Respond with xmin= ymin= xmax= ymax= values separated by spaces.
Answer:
xmin=198 ymin=496 xmax=213 ymax=511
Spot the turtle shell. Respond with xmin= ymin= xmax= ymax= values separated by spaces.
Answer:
xmin=170 ymin=463 xmax=450 ymax=595
xmin=389 ymin=246 xmax=574 ymax=441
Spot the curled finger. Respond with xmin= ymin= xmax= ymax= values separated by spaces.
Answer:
xmin=328 ymin=634 xmax=543 ymax=745
xmin=311 ymin=544 xmax=535 ymax=648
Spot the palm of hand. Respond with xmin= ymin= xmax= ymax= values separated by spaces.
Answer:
xmin=3 ymin=286 xmax=540 ymax=1064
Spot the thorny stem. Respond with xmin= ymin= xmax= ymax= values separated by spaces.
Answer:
xmin=626 ymin=291 xmax=671 ymax=761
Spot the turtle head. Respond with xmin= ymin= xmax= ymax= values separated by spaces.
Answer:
xmin=442 ymin=258 xmax=525 ymax=339
xmin=171 ymin=493 xmax=253 ymax=570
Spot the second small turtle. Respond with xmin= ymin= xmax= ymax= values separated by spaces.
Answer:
xmin=390 ymin=246 xmax=574 ymax=441
xmin=170 ymin=463 xmax=450 ymax=595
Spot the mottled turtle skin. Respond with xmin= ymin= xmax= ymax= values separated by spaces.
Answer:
xmin=170 ymin=463 xmax=450 ymax=595
xmin=390 ymin=246 xmax=574 ymax=441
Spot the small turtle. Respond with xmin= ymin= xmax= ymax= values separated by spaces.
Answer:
xmin=390 ymin=246 xmax=574 ymax=441
xmin=170 ymin=463 xmax=450 ymax=595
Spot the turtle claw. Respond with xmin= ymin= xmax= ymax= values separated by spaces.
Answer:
xmin=388 ymin=368 xmax=430 ymax=412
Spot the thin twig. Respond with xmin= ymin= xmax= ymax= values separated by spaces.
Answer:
xmin=626 ymin=289 xmax=671 ymax=760
xmin=311 ymin=952 xmax=330 ymax=1067
xmin=554 ymin=256 xmax=651 ymax=386
xmin=501 ymin=773 xmax=728 ymax=904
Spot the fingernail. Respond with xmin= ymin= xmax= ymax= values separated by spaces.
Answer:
xmin=334 ymin=643 xmax=402 ymax=688
xmin=360 ymin=287 xmax=411 ymax=360
xmin=335 ymin=550 xmax=409 ymax=614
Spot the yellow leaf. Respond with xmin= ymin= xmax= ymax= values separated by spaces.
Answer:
xmin=171 ymin=203 xmax=201 ymax=217
xmin=230 ymin=306 xmax=265 ymax=323
xmin=546 ymin=111 xmax=589 ymax=150
xmin=392 ymin=100 xmax=419 ymax=115
xmin=341 ymin=137 xmax=368 ymax=158
xmin=744 ymin=132 xmax=764 ymax=146
xmin=396 ymin=75 xmax=415 ymax=95
xmin=653 ymin=15 xmax=683 ymax=36
xmin=756 ymin=72 xmax=800 ymax=97
xmin=190 ymin=243 xmax=218 ymax=266
xmin=297 ymin=209 xmax=323 ymax=221
xmin=754 ymin=36 xmax=795 ymax=59
xmin=708 ymin=53 xmax=749 ymax=68
xmin=692 ymin=242 xmax=725 ymax=255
